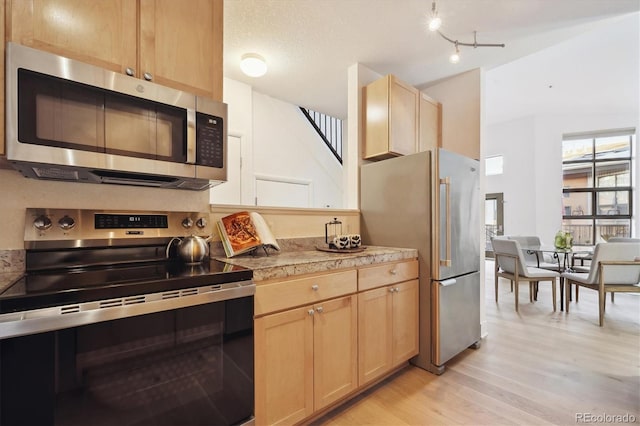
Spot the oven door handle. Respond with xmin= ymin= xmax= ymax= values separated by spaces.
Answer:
xmin=0 ymin=281 xmax=255 ymax=340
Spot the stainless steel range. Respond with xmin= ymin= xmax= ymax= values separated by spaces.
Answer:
xmin=0 ymin=208 xmax=255 ymax=426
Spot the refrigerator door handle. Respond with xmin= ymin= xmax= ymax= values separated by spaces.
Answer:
xmin=440 ymin=177 xmax=452 ymax=267
xmin=439 ymin=278 xmax=457 ymax=287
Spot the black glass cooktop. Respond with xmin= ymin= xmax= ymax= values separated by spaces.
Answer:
xmin=0 ymin=259 xmax=253 ymax=315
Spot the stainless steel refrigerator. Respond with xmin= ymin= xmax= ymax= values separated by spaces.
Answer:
xmin=360 ymin=148 xmax=481 ymax=375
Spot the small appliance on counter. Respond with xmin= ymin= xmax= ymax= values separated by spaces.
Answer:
xmin=316 ymin=217 xmax=364 ymax=253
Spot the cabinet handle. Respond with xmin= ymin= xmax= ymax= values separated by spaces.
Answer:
xmin=143 ymin=72 xmax=153 ymax=81
xmin=125 ymin=67 xmax=135 ymax=76
xmin=389 ymin=287 xmax=396 ymax=293
xmin=311 ymin=284 xmax=319 ymax=291
xmin=315 ymin=306 xmax=324 ymax=313
xmin=395 ymin=287 xmax=400 ymax=292
xmin=390 ymin=269 xmax=397 ymax=275
xmin=308 ymin=309 xmax=315 ymax=316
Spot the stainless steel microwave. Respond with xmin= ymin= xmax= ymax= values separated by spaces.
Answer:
xmin=5 ymin=42 xmax=227 ymax=191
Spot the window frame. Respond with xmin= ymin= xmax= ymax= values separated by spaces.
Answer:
xmin=561 ymin=129 xmax=634 ymax=245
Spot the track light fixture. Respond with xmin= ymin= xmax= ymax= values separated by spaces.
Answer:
xmin=449 ymin=42 xmax=460 ymax=64
xmin=428 ymin=1 xmax=441 ymax=31
xmin=428 ymin=1 xmax=505 ymax=63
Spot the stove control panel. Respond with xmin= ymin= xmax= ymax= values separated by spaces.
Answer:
xmin=95 ymin=214 xmax=168 ymax=229
xmin=24 ymin=209 xmax=214 ymax=248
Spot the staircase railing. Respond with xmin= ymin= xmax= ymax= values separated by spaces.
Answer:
xmin=299 ymin=107 xmax=343 ymax=164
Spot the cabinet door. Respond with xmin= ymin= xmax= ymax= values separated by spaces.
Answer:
xmin=363 ymin=76 xmax=390 ymax=159
xmin=363 ymin=74 xmax=418 ymax=160
xmin=389 ymin=76 xmax=419 ymax=156
xmin=313 ymin=295 xmax=358 ymax=410
xmin=418 ymin=93 xmax=442 ymax=153
xmin=139 ymin=0 xmax=223 ymax=100
xmin=391 ymin=279 xmax=420 ymax=365
xmin=357 ymin=286 xmax=393 ymax=386
xmin=0 ymin=0 xmax=5 ymax=156
xmin=254 ymin=307 xmax=314 ymax=426
xmin=7 ymin=0 xmax=137 ymax=74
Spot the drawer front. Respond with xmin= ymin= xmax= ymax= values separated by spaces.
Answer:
xmin=358 ymin=259 xmax=418 ymax=291
xmin=255 ymin=270 xmax=357 ymax=316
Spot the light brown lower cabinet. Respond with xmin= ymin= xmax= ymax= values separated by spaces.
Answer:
xmin=358 ymin=279 xmax=419 ymax=386
xmin=254 ymin=294 xmax=358 ymax=426
xmin=254 ymin=259 xmax=418 ymax=425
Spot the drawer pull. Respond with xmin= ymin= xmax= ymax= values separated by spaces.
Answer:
xmin=390 ymin=269 xmax=398 ymax=275
xmin=315 ymin=306 xmax=324 ymax=313
xmin=311 ymin=284 xmax=319 ymax=291
xmin=308 ymin=309 xmax=315 ymax=316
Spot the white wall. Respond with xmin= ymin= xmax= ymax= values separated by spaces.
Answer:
xmin=347 ymin=63 xmax=383 ymax=209
xmin=214 ymin=78 xmax=344 ymax=209
xmin=485 ymin=117 xmax=538 ymax=236
xmin=252 ymin=92 xmax=343 ymax=208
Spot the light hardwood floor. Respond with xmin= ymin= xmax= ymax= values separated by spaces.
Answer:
xmin=313 ymin=260 xmax=640 ymax=425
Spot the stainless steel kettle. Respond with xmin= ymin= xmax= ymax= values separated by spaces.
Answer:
xmin=166 ymin=235 xmax=212 ymax=264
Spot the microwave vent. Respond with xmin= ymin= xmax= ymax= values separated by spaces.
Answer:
xmin=177 ymin=180 xmax=214 ymax=191
xmin=33 ymin=167 xmax=79 ymax=181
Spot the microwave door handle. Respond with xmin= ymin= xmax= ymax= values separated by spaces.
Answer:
xmin=186 ymin=108 xmax=196 ymax=164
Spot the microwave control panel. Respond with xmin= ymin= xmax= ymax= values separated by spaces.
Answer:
xmin=196 ymin=112 xmax=224 ymax=168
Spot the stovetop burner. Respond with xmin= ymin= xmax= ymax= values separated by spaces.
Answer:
xmin=0 ymin=259 xmax=252 ymax=314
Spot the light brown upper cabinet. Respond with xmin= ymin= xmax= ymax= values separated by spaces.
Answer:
xmin=6 ymin=0 xmax=223 ymax=101
xmin=0 ymin=0 xmax=5 ymax=156
xmin=418 ymin=92 xmax=442 ymax=153
xmin=363 ymin=74 xmax=419 ymax=160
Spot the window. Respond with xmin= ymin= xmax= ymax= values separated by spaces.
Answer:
xmin=561 ymin=129 xmax=634 ymax=245
xmin=485 ymin=155 xmax=503 ymax=176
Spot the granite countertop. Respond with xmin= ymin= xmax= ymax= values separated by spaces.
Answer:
xmin=0 ymin=244 xmax=418 ymax=289
xmin=214 ymin=245 xmax=418 ymax=282
xmin=0 ymin=272 xmax=23 ymax=294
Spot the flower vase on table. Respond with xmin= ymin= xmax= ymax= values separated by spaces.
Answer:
xmin=554 ymin=231 xmax=573 ymax=250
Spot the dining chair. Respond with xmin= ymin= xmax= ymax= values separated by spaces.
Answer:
xmin=491 ymin=238 xmax=560 ymax=312
xmin=573 ymin=237 xmax=640 ymax=303
xmin=506 ymin=235 xmax=563 ymax=270
xmin=506 ymin=235 xmax=564 ymax=303
xmin=561 ymin=242 xmax=640 ymax=326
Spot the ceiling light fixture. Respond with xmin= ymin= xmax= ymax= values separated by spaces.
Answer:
xmin=428 ymin=1 xmax=505 ymax=64
xmin=240 ymin=53 xmax=267 ymax=77
xmin=427 ymin=1 xmax=441 ymax=31
xmin=449 ymin=43 xmax=460 ymax=64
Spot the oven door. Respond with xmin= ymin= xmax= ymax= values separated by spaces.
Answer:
xmin=0 ymin=296 xmax=254 ymax=426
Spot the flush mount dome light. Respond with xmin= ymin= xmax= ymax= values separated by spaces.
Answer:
xmin=240 ymin=53 xmax=267 ymax=77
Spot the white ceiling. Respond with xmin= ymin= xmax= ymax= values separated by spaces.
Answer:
xmin=224 ymin=0 xmax=640 ymax=121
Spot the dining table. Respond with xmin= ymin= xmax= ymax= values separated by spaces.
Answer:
xmin=519 ymin=244 xmax=594 ymax=311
